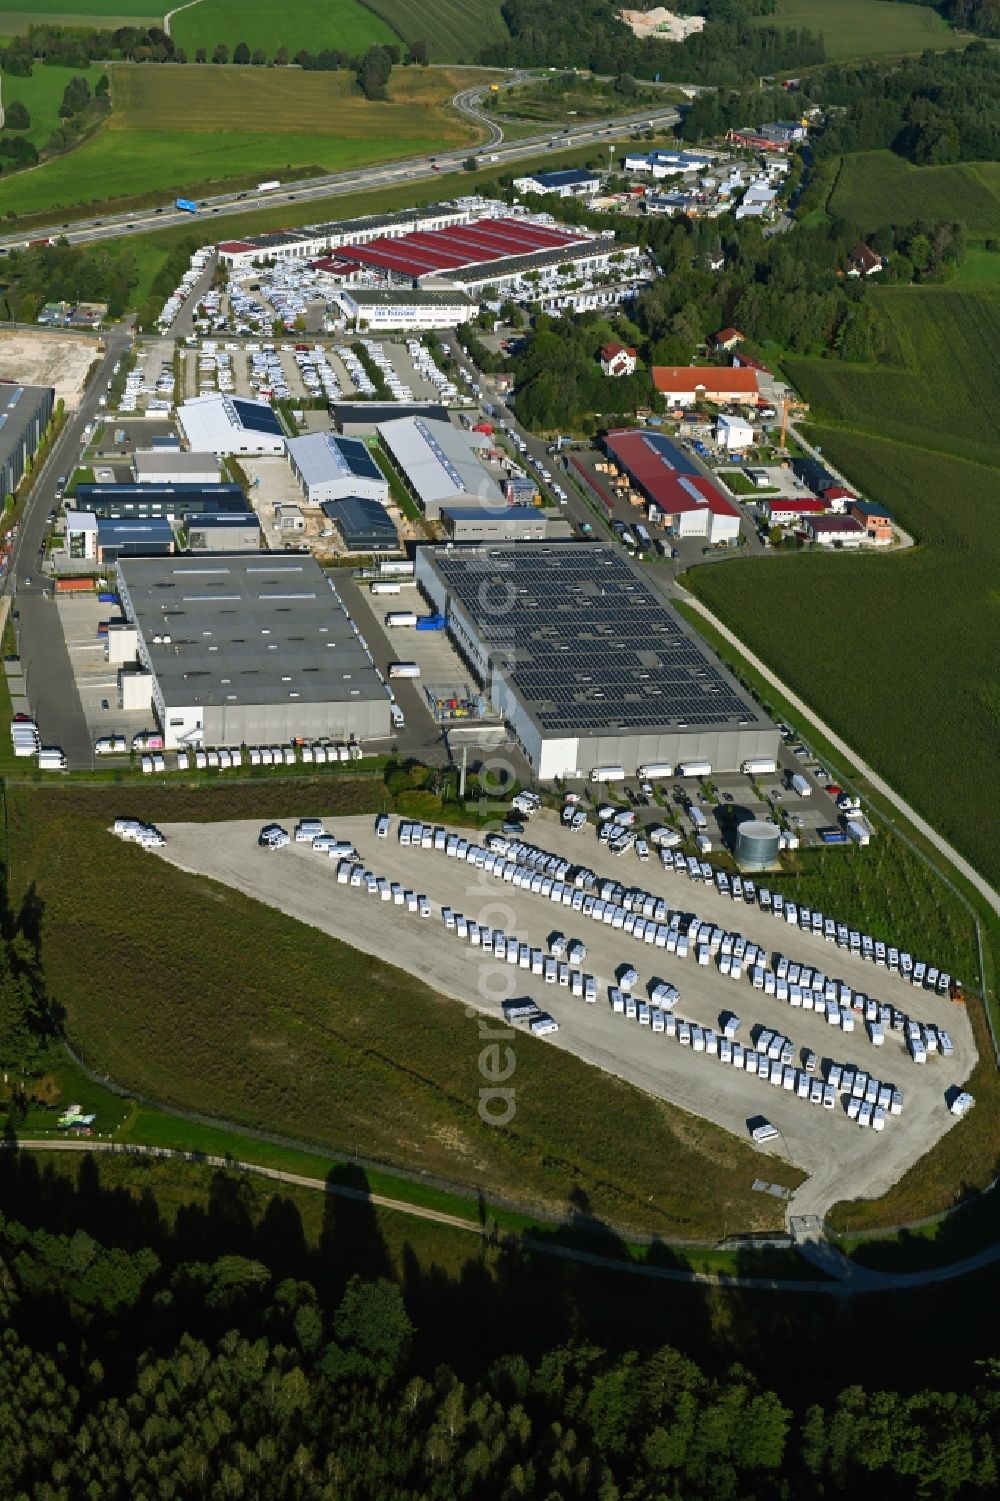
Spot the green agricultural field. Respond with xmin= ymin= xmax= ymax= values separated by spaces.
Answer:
xmin=755 ymin=0 xmax=966 ymax=62
xmin=0 ymin=64 xmax=477 ymax=217
xmin=171 ymin=0 xmax=399 ymax=59
xmin=687 ymin=429 xmax=1000 ymax=889
xmin=0 ymin=2 xmax=159 ymax=27
xmin=785 ymin=286 xmax=1000 ymax=468
xmin=829 ymin=151 xmax=1000 ymax=237
xmin=360 ymin=0 xmax=510 ymax=63
xmin=4 ymin=782 xmax=803 ymax=1240
xmin=0 ymin=59 xmax=103 ymax=149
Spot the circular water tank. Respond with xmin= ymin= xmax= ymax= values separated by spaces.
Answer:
xmin=734 ymin=819 xmax=781 ymax=871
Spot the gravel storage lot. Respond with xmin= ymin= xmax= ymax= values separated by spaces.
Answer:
xmin=154 ymin=810 xmax=976 ymax=1218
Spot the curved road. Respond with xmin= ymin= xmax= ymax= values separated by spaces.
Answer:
xmin=9 ymin=1138 xmax=1000 ymax=1294
xmin=676 ymin=591 xmax=1000 ymax=920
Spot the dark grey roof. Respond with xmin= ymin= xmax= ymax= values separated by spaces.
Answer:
xmin=116 ymin=554 xmax=384 ymax=709
xmin=75 ymin=484 xmax=248 ymax=518
xmin=338 ymin=288 xmax=474 ymax=309
xmin=322 ymin=496 xmax=397 ymax=548
xmin=332 ymin=402 xmax=449 ymax=430
xmin=0 ymin=382 xmax=52 ymax=471
xmin=421 ymin=543 xmax=771 ymax=740
xmin=288 ymin=432 xmax=386 ymax=487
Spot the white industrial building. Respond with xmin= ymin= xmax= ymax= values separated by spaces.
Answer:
xmin=716 ymin=413 xmax=755 ymax=450
xmin=176 ymin=395 xmax=287 ymax=457
xmin=330 ymin=288 xmax=478 ymax=332
xmin=115 ymin=554 xmax=390 ymax=750
xmin=287 ymin=431 xmax=389 ymax=506
xmin=377 ymin=415 xmax=504 ymax=521
xmin=415 ymin=544 xmax=778 ymax=782
xmin=512 ymin=168 xmax=601 ymax=198
xmin=134 ymin=450 xmax=222 ymax=486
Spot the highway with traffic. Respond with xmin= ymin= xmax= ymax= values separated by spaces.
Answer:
xmin=0 ymin=94 xmax=679 ymax=254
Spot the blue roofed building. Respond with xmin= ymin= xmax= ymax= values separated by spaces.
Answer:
xmin=512 ymin=168 xmax=601 ymax=198
xmin=321 ymin=495 xmax=398 ymax=551
xmin=96 ymin=516 xmax=175 ymax=563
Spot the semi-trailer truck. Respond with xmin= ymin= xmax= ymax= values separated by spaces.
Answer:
xmin=789 ymin=772 xmax=812 ymax=797
xmin=741 ymin=757 xmax=777 ymax=776
xmin=370 ymin=581 xmax=401 ymax=596
xmin=175 ymin=198 xmax=198 ymax=213
xmin=258 ymin=180 xmax=281 ymax=192
xmin=388 ymin=662 xmax=420 ymax=679
xmin=385 ymin=612 xmax=418 ymax=628
xmin=637 ymin=761 xmax=673 ymax=779
xmin=589 ymin=765 xmax=626 ymax=783
xmin=677 ymin=760 xmax=712 ymax=778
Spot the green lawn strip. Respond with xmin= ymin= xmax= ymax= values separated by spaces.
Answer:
xmin=0 ymin=60 xmax=105 ymax=151
xmin=834 ymin=1180 xmax=1000 ymax=1273
xmin=370 ymin=438 xmax=430 ymax=528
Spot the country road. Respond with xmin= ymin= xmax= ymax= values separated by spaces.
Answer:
xmin=10 ymin=1139 xmax=1000 ymax=1296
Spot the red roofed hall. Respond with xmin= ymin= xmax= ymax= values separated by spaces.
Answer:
xmin=652 ymin=365 xmax=760 ymax=407
xmin=600 ymin=342 xmax=637 ymax=377
xmin=821 ymin=485 xmax=855 ymax=512
xmin=333 ymin=218 xmax=593 ymax=284
xmin=760 ymin=496 xmax=827 ymax=524
xmin=604 ymin=429 xmax=741 ymax=545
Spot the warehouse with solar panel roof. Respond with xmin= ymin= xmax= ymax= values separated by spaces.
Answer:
xmin=415 ymin=544 xmax=779 ymax=781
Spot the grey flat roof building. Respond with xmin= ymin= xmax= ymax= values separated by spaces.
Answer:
xmin=415 ymin=543 xmax=778 ymax=781
xmin=97 ymin=516 xmax=174 ymax=562
xmin=134 ymin=450 xmax=222 ymax=485
xmin=185 ymin=513 xmax=261 ymax=553
xmin=116 ymin=554 xmax=391 ymax=750
xmin=287 ymin=431 xmax=389 ymax=505
xmin=441 ymin=505 xmax=549 ymax=543
xmin=0 ymin=382 xmax=54 ymax=502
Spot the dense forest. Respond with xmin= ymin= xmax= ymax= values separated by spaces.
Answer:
xmin=1 ymin=1153 xmax=999 ymax=1500
xmin=812 ymin=44 xmax=1000 ymax=164
xmin=479 ymin=0 xmax=825 ymax=81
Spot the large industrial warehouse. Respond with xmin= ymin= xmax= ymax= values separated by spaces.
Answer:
xmin=0 ymin=382 xmax=54 ymax=501
xmin=604 ymin=430 xmax=741 ymax=545
xmin=286 ymin=432 xmax=389 ymax=506
xmin=377 ymin=415 xmax=504 ymax=519
xmin=331 ymin=218 xmax=639 ymax=292
xmin=415 ymin=544 xmax=778 ymax=781
xmin=115 ymin=555 xmax=390 ymax=750
xmin=177 ymin=395 xmax=287 ymax=456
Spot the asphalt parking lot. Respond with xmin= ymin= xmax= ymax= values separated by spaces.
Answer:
xmin=154 ymin=810 xmax=976 ymax=1220
xmin=57 ymin=595 xmax=151 ymax=752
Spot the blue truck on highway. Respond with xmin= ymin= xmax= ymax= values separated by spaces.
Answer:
xmin=175 ymin=198 xmax=198 ymax=214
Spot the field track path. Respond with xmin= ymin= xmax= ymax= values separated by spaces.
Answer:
xmin=9 ymin=1139 xmax=1000 ymax=1293
xmin=164 ymin=0 xmax=206 ymax=37
xmin=676 ymin=592 xmax=1000 ymax=918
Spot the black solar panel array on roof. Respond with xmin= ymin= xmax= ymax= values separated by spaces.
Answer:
xmin=431 ymin=545 xmax=763 ymax=735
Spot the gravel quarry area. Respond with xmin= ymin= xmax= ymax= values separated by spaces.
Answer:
xmin=153 ymin=810 xmax=977 ymax=1221
xmin=0 ymin=331 xmax=101 ymax=409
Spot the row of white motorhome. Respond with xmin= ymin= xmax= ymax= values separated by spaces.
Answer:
xmin=589 ymin=757 xmax=778 ymax=784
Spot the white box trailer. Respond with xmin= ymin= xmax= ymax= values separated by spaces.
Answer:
xmin=637 ymin=762 xmax=673 ymax=779
xmin=370 ymin=581 xmax=401 ymax=596
xmin=388 ymin=662 xmax=420 ymax=679
xmin=689 ymin=806 xmax=708 ymax=832
xmin=677 ymin=761 xmax=712 ymax=778
xmin=790 ymin=772 xmax=812 ymax=797
xmin=741 ymin=757 xmax=777 ymax=776
xmin=589 ymin=765 xmax=626 ymax=783
xmin=846 ymin=818 xmax=871 ymax=846
xmin=385 ymin=611 xmax=418 ymax=628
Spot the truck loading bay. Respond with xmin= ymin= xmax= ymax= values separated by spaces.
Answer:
xmin=153 ymin=810 xmax=976 ymax=1221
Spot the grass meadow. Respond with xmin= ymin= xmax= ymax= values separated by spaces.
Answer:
xmin=4 ymin=782 xmax=803 ymax=1240
xmin=785 ymin=286 xmax=1000 ymax=469
xmin=359 ymin=0 xmax=510 ymax=62
xmin=170 ymin=0 xmax=399 ymax=58
xmin=754 ymin=0 xmax=967 ymax=61
xmin=0 ymin=64 xmax=477 ymax=217
xmin=0 ymin=0 xmax=158 ymax=24
xmin=829 ymin=151 xmax=1000 ymax=236
xmin=0 ymin=58 xmax=103 ymax=148
xmin=687 ymin=430 xmax=1000 ymax=892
